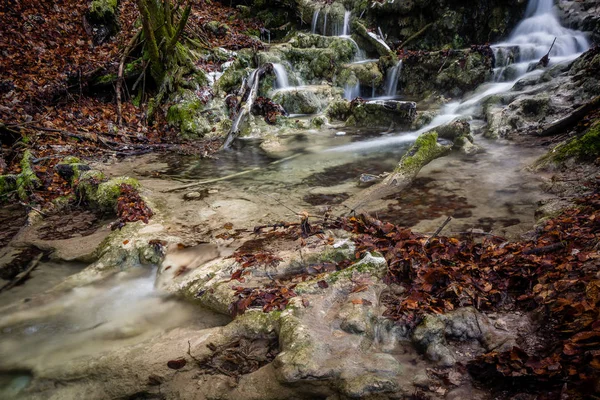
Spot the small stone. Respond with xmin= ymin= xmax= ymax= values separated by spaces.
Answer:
xmin=208 ymin=189 xmax=219 ymax=194
xmin=184 ymin=191 xmax=203 ymax=200
xmin=335 ymin=131 xmax=346 ymax=136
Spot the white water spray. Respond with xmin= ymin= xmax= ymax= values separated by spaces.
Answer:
xmin=272 ymin=63 xmax=290 ymax=89
xmin=384 ymin=61 xmax=402 ymax=97
xmin=342 ymin=10 xmax=351 ymax=36
xmin=329 ymin=0 xmax=590 ymax=153
xmin=311 ymin=9 xmax=320 ymax=34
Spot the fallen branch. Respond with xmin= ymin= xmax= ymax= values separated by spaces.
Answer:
xmin=117 ymin=30 xmax=142 ymax=127
xmin=537 ymin=37 xmax=557 ymax=68
xmin=221 ymin=64 xmax=273 ymax=150
xmin=400 ymin=23 xmax=433 ymax=50
xmin=425 ymin=216 xmax=452 ymax=246
xmin=162 ymin=153 xmax=302 ymax=192
xmin=523 ymin=242 xmax=566 ymax=255
xmin=0 ymin=254 xmax=43 ymax=293
xmin=535 ymin=95 xmax=600 ymax=137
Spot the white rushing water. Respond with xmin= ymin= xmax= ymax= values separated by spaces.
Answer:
xmin=342 ymin=10 xmax=351 ymax=36
xmin=272 ymin=63 xmax=290 ymax=89
xmin=311 ymin=9 xmax=320 ymax=34
xmin=344 ymin=81 xmax=360 ymax=100
xmin=330 ymin=0 xmax=589 ymax=153
xmin=384 ymin=61 xmax=402 ymax=97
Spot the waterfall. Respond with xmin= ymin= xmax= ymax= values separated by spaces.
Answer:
xmin=311 ymin=9 xmax=320 ymax=34
xmin=494 ymin=0 xmax=588 ymax=78
xmin=385 ymin=61 xmax=402 ymax=97
xmin=342 ymin=10 xmax=351 ymax=36
xmin=344 ymin=81 xmax=360 ymax=100
xmin=330 ymin=0 xmax=590 ymax=153
xmin=272 ymin=63 xmax=290 ymax=89
xmin=323 ymin=12 xmax=328 ymax=36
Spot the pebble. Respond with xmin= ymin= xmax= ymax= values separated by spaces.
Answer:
xmin=183 ymin=192 xmax=203 ymax=200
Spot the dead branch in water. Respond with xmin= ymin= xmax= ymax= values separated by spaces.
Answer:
xmin=537 ymin=37 xmax=557 ymax=68
xmin=0 ymin=254 xmax=43 ymax=293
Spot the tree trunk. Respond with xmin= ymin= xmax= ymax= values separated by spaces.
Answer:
xmin=135 ymin=0 xmax=195 ymax=117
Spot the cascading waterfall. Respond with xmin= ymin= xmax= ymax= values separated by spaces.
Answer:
xmin=344 ymin=81 xmax=360 ymax=100
xmin=331 ymin=0 xmax=590 ymax=152
xmin=323 ymin=12 xmax=328 ymax=36
xmin=272 ymin=63 xmax=290 ymax=89
xmin=311 ymin=9 xmax=320 ymax=34
xmin=492 ymin=0 xmax=588 ymax=79
xmin=384 ymin=61 xmax=402 ymax=97
xmin=342 ymin=10 xmax=351 ymax=36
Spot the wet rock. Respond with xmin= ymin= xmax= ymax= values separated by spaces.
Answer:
xmin=328 ymin=99 xmax=416 ymax=128
xmin=412 ymin=307 xmax=517 ymax=367
xmin=55 ymin=159 xmax=91 ymax=183
xmin=183 ymin=191 xmax=206 ymax=201
xmin=87 ymin=0 xmax=119 ymax=44
xmin=368 ymin=0 xmax=526 ymax=50
xmin=167 ymin=88 xmax=223 ymax=138
xmin=400 ymin=49 xmax=493 ymax=100
xmin=272 ymin=86 xmax=337 ymax=115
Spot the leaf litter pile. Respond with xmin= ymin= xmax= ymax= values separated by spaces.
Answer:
xmin=218 ymin=181 xmax=599 ymax=395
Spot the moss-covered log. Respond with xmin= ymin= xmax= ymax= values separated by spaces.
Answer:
xmin=344 ymin=131 xmax=452 ymax=212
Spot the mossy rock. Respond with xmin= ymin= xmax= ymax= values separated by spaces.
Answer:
xmin=347 ymin=100 xmax=417 ymax=128
xmin=337 ymin=62 xmax=384 ymax=88
xmin=95 ymin=177 xmax=140 ymax=211
xmin=396 ymin=131 xmax=451 ymax=175
xmin=88 ymin=0 xmax=119 ymax=37
xmin=166 ymin=89 xmax=213 ymax=138
xmin=16 ymin=150 xmax=41 ymax=201
xmin=326 ymin=99 xmax=352 ymax=121
xmin=536 ymin=121 xmax=600 ymax=167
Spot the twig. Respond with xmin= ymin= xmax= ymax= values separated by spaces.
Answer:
xmin=163 ymin=153 xmax=302 ymax=192
xmin=0 ymin=254 xmax=43 ymax=293
xmin=400 ymin=23 xmax=433 ymax=49
xmin=19 ymin=201 xmax=48 ymax=217
xmin=117 ymin=30 xmax=142 ymax=127
xmin=425 ymin=216 xmax=452 ymax=246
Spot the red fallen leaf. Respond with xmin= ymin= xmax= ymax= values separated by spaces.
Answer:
xmin=224 ymin=222 xmax=233 ymax=230
xmin=351 ymin=285 xmax=368 ymax=293
xmin=302 ymin=298 xmax=310 ymax=307
xmin=230 ymin=269 xmax=244 ymax=282
xmin=174 ymin=266 xmax=189 ymax=277
xmin=123 ymin=240 xmax=129 ymax=245
xmin=167 ymin=358 xmax=187 ymax=370
xmin=317 ymin=280 xmax=329 ymax=289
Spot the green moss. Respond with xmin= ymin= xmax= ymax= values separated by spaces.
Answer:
xmin=540 ymin=121 xmax=600 ymax=165
xmin=166 ymin=89 xmax=212 ymax=138
xmin=94 ymin=74 xmax=117 ymax=85
xmin=16 ymin=150 xmax=41 ymax=200
xmin=89 ymin=0 xmax=118 ymax=33
xmin=0 ymin=175 xmax=17 ymax=197
xmin=326 ymin=100 xmax=352 ymax=121
xmin=95 ymin=176 xmax=140 ymax=210
xmin=396 ymin=131 xmax=451 ymax=174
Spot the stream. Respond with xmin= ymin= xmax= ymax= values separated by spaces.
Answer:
xmin=0 ymin=0 xmax=593 ymax=398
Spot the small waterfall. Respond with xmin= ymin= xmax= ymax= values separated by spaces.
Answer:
xmin=311 ymin=9 xmax=320 ymax=34
xmin=385 ymin=61 xmax=402 ymax=97
xmin=329 ymin=0 xmax=590 ymax=154
xmin=493 ymin=0 xmax=588 ymax=79
xmin=342 ymin=10 xmax=351 ymax=36
xmin=272 ymin=63 xmax=290 ymax=89
xmin=344 ymin=81 xmax=360 ymax=100
xmin=323 ymin=12 xmax=328 ymax=36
